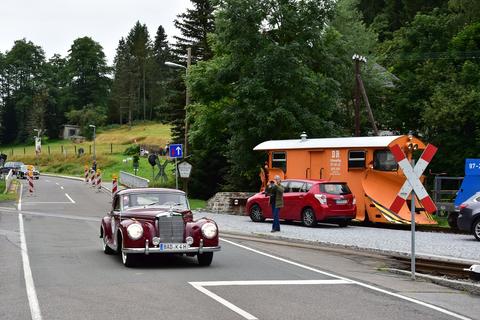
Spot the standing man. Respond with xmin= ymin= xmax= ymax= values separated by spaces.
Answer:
xmin=266 ymin=175 xmax=284 ymax=232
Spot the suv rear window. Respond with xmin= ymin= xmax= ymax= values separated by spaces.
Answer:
xmin=320 ymin=183 xmax=351 ymax=195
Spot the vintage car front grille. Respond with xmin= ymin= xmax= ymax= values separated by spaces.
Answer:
xmin=157 ymin=215 xmax=184 ymax=243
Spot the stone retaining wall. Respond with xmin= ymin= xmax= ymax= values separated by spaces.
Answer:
xmin=205 ymin=192 xmax=256 ymax=215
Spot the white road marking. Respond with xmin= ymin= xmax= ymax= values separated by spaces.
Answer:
xmin=55 ymin=183 xmax=59 ymax=186
xmin=190 ymin=283 xmax=258 ymax=320
xmin=22 ymin=202 xmax=72 ymax=205
xmin=193 ymin=279 xmax=351 ymax=286
xmin=17 ymin=183 xmax=23 ymax=211
xmin=220 ymin=238 xmax=472 ymax=320
xmin=60 ymin=186 xmax=64 ymax=190
xmin=65 ymin=193 xmax=75 ymax=204
xmin=2 ymin=209 xmax=98 ymax=222
xmin=19 ymin=214 xmax=42 ymax=320
xmin=45 ymin=180 xmax=50 ymax=183
xmin=190 ymin=279 xmax=353 ymax=320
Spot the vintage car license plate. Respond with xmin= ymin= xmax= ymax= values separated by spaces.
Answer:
xmin=336 ymin=199 xmax=348 ymax=205
xmin=159 ymin=243 xmax=189 ymax=251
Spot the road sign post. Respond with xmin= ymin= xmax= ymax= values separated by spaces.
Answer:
xmin=168 ymin=144 xmax=183 ymax=190
xmin=389 ymin=143 xmax=438 ymax=280
xmin=178 ymin=161 xmax=193 ymax=196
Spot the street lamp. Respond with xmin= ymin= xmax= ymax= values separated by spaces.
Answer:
xmin=89 ymin=124 xmax=96 ymax=161
xmin=165 ymin=47 xmax=191 ymax=156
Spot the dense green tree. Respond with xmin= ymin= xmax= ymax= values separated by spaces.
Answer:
xmin=0 ymin=39 xmax=46 ymax=143
xmin=66 ymin=37 xmax=111 ymax=111
xmin=173 ymin=0 xmax=216 ymax=62
xmin=188 ymin=0 xmax=340 ymax=195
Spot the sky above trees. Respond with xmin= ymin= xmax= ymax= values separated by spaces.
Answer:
xmin=0 ymin=0 xmax=191 ymax=64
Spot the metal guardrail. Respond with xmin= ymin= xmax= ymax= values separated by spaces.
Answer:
xmin=119 ymin=171 xmax=149 ymax=188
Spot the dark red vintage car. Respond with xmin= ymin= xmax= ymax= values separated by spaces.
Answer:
xmin=246 ymin=179 xmax=356 ymax=227
xmin=100 ymin=188 xmax=220 ymax=267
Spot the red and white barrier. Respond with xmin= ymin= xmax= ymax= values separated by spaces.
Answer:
xmin=84 ymin=166 xmax=89 ymax=183
xmin=389 ymin=143 xmax=438 ymax=214
xmin=112 ymin=176 xmax=118 ymax=196
xmin=27 ymin=173 xmax=34 ymax=194
xmin=91 ymin=170 xmax=97 ymax=188
xmin=96 ymin=171 xmax=102 ymax=192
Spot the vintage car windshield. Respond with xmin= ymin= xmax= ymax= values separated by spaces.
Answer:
xmin=122 ymin=192 xmax=189 ymax=210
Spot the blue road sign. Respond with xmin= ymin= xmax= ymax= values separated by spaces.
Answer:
xmin=169 ymin=144 xmax=183 ymax=158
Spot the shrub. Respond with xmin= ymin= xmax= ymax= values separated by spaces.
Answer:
xmin=123 ymin=145 xmax=140 ymax=156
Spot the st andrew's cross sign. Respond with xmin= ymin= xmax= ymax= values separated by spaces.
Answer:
xmin=389 ymin=143 xmax=438 ymax=214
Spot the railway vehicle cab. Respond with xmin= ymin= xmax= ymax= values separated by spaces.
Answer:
xmin=254 ymin=134 xmax=437 ymax=225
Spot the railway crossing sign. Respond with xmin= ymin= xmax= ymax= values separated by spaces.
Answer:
xmin=169 ymin=144 xmax=183 ymax=159
xmin=389 ymin=144 xmax=438 ymax=214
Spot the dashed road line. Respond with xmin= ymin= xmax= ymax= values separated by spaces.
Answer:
xmin=65 ymin=193 xmax=75 ymax=204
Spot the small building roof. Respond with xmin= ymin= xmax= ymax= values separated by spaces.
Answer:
xmin=253 ymin=135 xmax=404 ymax=151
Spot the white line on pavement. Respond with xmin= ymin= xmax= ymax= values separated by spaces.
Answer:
xmin=45 ymin=180 xmax=50 ymax=183
xmin=189 ymin=279 xmax=353 ymax=320
xmin=220 ymin=238 xmax=472 ymax=320
xmin=22 ymin=202 xmax=72 ymax=205
xmin=55 ymin=183 xmax=59 ymax=186
xmin=60 ymin=186 xmax=64 ymax=190
xmin=190 ymin=283 xmax=258 ymax=320
xmin=65 ymin=193 xmax=75 ymax=204
xmin=19 ymin=214 xmax=42 ymax=320
xmin=17 ymin=183 xmax=23 ymax=211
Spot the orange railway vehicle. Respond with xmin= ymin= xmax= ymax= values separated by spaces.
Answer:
xmin=254 ymin=134 xmax=437 ymax=225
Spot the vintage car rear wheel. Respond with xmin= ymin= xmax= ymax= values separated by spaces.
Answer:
xmin=302 ymin=208 xmax=317 ymax=227
xmin=197 ymin=252 xmax=213 ymax=266
xmin=249 ymin=204 xmax=265 ymax=222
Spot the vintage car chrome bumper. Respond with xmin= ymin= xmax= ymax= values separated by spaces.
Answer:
xmin=123 ymin=239 xmax=221 ymax=255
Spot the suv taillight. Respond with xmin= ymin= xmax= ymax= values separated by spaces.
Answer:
xmin=314 ymin=194 xmax=327 ymax=205
xmin=352 ymin=196 xmax=356 ymax=205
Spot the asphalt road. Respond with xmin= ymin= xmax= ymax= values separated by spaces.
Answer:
xmin=0 ymin=176 xmax=478 ymax=320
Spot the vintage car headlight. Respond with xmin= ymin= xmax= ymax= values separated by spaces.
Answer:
xmin=201 ymin=222 xmax=218 ymax=239
xmin=127 ymin=223 xmax=143 ymax=240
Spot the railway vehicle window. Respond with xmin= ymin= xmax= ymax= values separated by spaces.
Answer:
xmin=373 ymin=150 xmax=398 ymax=171
xmin=320 ymin=183 xmax=351 ymax=195
xmin=348 ymin=150 xmax=366 ymax=169
xmin=272 ymin=152 xmax=287 ymax=173
xmin=289 ymin=181 xmax=305 ymax=192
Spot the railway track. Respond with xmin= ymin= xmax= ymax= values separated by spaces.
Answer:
xmin=390 ymin=256 xmax=479 ymax=281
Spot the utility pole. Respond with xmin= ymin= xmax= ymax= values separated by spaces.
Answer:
xmin=352 ymin=54 xmax=379 ymax=136
xmin=353 ymin=58 xmax=361 ymax=137
xmin=185 ymin=47 xmax=191 ymax=157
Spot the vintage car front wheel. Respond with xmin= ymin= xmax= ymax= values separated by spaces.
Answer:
xmin=197 ymin=252 xmax=213 ymax=266
xmin=102 ymin=235 xmax=115 ymax=255
xmin=121 ymin=251 xmax=137 ymax=267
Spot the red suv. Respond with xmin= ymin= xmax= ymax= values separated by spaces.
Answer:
xmin=246 ymin=179 xmax=356 ymax=227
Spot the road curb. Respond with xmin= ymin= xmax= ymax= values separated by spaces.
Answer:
xmin=387 ymin=268 xmax=480 ymax=295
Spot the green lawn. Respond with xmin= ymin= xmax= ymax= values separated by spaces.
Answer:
xmin=0 ymin=180 xmax=16 ymax=202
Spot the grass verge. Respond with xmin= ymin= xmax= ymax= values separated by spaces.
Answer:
xmin=0 ymin=180 xmax=16 ymax=202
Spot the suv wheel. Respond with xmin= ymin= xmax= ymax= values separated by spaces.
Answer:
xmin=302 ymin=208 xmax=317 ymax=227
xmin=249 ymin=204 xmax=265 ymax=222
xmin=473 ymin=218 xmax=480 ymax=241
